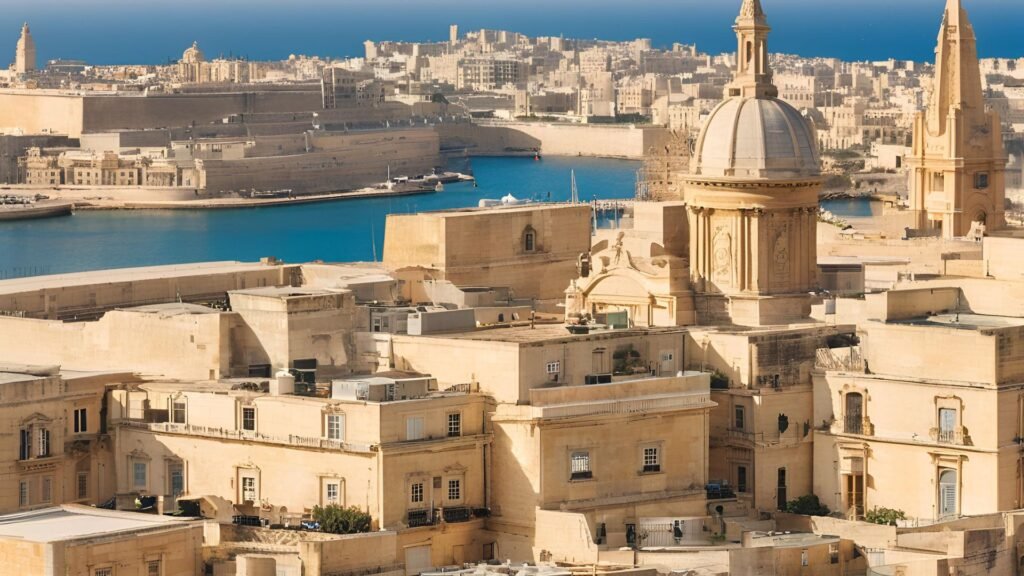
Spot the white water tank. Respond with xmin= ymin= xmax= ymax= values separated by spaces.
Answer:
xmin=271 ymin=370 xmax=295 ymax=396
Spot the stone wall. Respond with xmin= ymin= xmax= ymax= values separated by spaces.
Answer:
xmin=436 ymin=121 xmax=670 ymax=159
xmin=199 ymin=128 xmax=440 ymax=195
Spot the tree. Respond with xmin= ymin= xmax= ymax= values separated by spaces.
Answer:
xmin=865 ymin=507 xmax=906 ymax=526
xmin=785 ymin=494 xmax=831 ymax=517
xmin=311 ymin=504 xmax=371 ymax=534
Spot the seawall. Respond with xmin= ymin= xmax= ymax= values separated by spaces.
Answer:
xmin=436 ymin=121 xmax=671 ymax=160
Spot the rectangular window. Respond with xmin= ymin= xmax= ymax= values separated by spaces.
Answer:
xmin=37 ymin=428 xmax=50 ymax=458
xmin=147 ymin=560 xmax=161 ymax=576
xmin=734 ymin=406 xmax=745 ymax=431
xmin=447 ymin=479 xmax=461 ymax=501
xmin=325 ymin=482 xmax=340 ymax=504
xmin=94 ymin=569 xmax=112 ymax=576
xmin=737 ymin=465 xmax=748 ymax=493
xmin=326 ymin=414 xmax=345 ymax=441
xmin=241 ymin=476 xmax=257 ymax=503
xmin=19 ymin=429 xmax=30 ymax=461
xmin=241 ymin=407 xmax=256 ymax=432
xmin=447 ymin=413 xmax=462 ymax=437
xmin=41 ymin=477 xmax=52 ymax=503
xmin=133 ymin=462 xmax=147 ymax=490
xmin=77 ymin=472 xmax=89 ymax=500
xmin=406 ymin=416 xmax=425 ymax=441
xmin=546 ymin=361 xmax=560 ymax=374
xmin=975 ymin=172 xmax=989 ymax=190
xmin=18 ymin=480 xmax=28 ymax=507
xmin=411 ymin=482 xmax=424 ymax=504
xmin=168 ymin=462 xmax=184 ymax=496
xmin=74 ymin=408 xmax=88 ymax=433
xmin=170 ymin=401 xmax=186 ymax=424
xmin=570 ymin=451 xmax=592 ymax=480
xmin=829 ymin=542 xmax=839 ymax=564
xmin=642 ymin=447 xmax=660 ymax=473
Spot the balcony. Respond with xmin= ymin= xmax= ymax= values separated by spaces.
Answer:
xmin=407 ymin=509 xmax=435 ymax=528
xmin=406 ymin=506 xmax=480 ymax=528
xmin=935 ymin=428 xmax=968 ymax=445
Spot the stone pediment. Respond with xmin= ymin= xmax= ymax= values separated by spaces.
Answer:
xmin=20 ymin=412 xmax=53 ymax=426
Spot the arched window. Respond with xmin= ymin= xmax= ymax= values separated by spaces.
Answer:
xmin=844 ymin=393 xmax=863 ymax=434
xmin=745 ymin=41 xmax=753 ymax=64
xmin=523 ymin=227 xmax=537 ymax=253
xmin=938 ymin=468 xmax=957 ymax=518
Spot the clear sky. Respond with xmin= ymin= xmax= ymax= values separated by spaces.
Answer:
xmin=0 ymin=0 xmax=1018 ymax=65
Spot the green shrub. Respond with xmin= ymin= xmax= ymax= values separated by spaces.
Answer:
xmin=865 ymin=507 xmax=906 ymax=526
xmin=312 ymin=504 xmax=372 ymax=534
xmin=785 ymin=494 xmax=831 ymax=516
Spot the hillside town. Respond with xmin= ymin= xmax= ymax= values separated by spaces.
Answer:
xmin=2 ymin=1 xmax=1024 ymax=576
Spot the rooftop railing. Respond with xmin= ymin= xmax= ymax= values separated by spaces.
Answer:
xmin=117 ymin=420 xmax=374 ymax=453
xmin=531 ymin=390 xmax=713 ymax=420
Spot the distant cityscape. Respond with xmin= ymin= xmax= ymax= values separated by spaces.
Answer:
xmin=1 ymin=1 xmax=1024 ymax=576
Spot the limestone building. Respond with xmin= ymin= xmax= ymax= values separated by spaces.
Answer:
xmin=684 ymin=0 xmax=821 ymax=327
xmin=384 ymin=204 xmax=592 ymax=307
xmin=0 ymin=506 xmax=203 ymax=576
xmin=906 ymin=0 xmax=1007 ymax=238
xmin=13 ymin=23 xmax=35 ymax=76
xmin=813 ymin=285 xmax=1024 ymax=523
xmin=178 ymin=42 xmax=204 ymax=84
xmin=0 ymin=367 xmax=134 ymax=515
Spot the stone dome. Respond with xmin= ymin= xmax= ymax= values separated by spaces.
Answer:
xmin=692 ymin=96 xmax=820 ymax=180
xmin=182 ymin=42 xmax=205 ymax=64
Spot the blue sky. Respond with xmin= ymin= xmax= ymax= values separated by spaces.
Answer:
xmin=0 ymin=0 xmax=1017 ymax=65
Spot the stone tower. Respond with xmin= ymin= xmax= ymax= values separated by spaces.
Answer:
xmin=727 ymin=0 xmax=777 ymax=99
xmin=906 ymin=0 xmax=1006 ymax=238
xmin=684 ymin=0 xmax=822 ymax=327
xmin=14 ymin=23 xmax=36 ymax=75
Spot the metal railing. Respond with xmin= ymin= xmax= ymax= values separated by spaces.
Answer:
xmin=117 ymin=420 xmax=374 ymax=453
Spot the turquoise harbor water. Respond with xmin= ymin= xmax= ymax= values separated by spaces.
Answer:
xmin=0 ymin=156 xmax=639 ymax=277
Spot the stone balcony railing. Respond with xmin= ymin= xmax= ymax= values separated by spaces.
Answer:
xmin=116 ymin=420 xmax=374 ymax=453
xmin=531 ymin=391 xmax=714 ymax=420
xmin=526 ymin=373 xmax=714 ymax=420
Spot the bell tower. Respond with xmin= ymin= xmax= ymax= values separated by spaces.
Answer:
xmin=906 ymin=0 xmax=1006 ymax=238
xmin=726 ymin=0 xmax=777 ymax=98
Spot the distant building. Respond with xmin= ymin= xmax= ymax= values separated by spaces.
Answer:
xmin=14 ymin=23 xmax=36 ymax=75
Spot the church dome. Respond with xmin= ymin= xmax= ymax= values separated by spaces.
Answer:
xmin=692 ymin=96 xmax=820 ymax=180
xmin=182 ymin=42 xmax=204 ymax=64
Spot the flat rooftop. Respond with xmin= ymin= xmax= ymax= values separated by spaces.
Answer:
xmin=400 ymin=202 xmax=584 ymax=218
xmin=411 ymin=323 xmax=687 ymax=345
xmin=0 ymin=261 xmax=284 ymax=296
xmin=890 ymin=313 xmax=1024 ymax=331
xmin=0 ymin=366 xmax=134 ymax=385
xmin=123 ymin=302 xmax=220 ymax=316
xmin=0 ymin=506 xmax=194 ymax=543
xmin=230 ymin=286 xmax=338 ymax=298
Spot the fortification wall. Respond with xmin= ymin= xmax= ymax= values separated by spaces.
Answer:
xmin=200 ymin=128 xmax=440 ymax=194
xmin=80 ymin=91 xmax=322 ymax=134
xmin=0 ymin=92 xmax=84 ymax=137
xmin=436 ymin=122 xmax=670 ymax=159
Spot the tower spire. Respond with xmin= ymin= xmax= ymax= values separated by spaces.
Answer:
xmin=727 ymin=0 xmax=777 ymax=98
xmin=928 ymin=0 xmax=982 ymax=135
